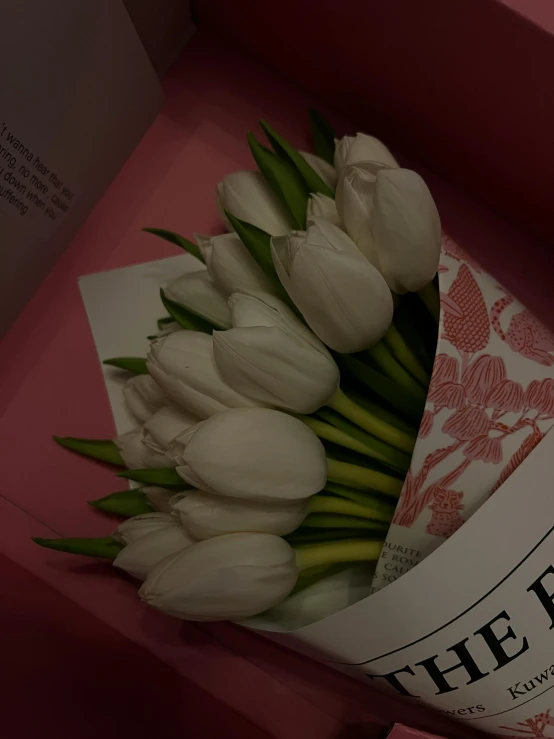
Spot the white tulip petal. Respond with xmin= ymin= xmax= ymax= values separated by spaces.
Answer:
xmin=171 ymin=407 xmax=327 ymax=502
xmin=195 ymin=232 xmax=275 ymax=297
xmin=142 ymin=486 xmax=177 ymax=513
xmin=114 ymin=525 xmax=194 ymax=581
xmin=122 ymin=375 xmax=166 ymax=424
xmin=173 ymin=491 xmax=308 ymax=539
xmin=143 ymin=405 xmax=199 ymax=454
xmin=272 ymin=219 xmax=393 ymax=353
xmin=213 ymin=326 xmax=339 ymax=413
xmin=306 ymin=194 xmax=342 ymax=228
xmin=216 ymin=171 xmax=295 ymax=236
xmin=114 ymin=512 xmax=178 ymax=545
xmin=139 ymin=532 xmax=298 ymax=620
xmin=299 ymin=151 xmax=337 ymax=189
xmin=164 ymin=270 xmax=231 ymax=329
xmin=115 ymin=429 xmax=174 ymax=470
xmin=146 ymin=331 xmax=262 ymax=419
xmin=371 ymin=168 xmax=441 ymax=293
xmin=334 ymin=133 xmax=398 ymax=172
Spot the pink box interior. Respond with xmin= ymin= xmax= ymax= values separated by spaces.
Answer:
xmin=2 ymin=12 xmax=554 ymax=738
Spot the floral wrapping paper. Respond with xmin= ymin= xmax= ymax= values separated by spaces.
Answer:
xmin=371 ymin=236 xmax=554 ymax=592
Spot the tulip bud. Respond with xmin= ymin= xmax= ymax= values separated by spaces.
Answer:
xmin=114 ymin=515 xmax=194 ymax=581
xmin=146 ymin=331 xmax=263 ymax=419
xmin=164 ymin=270 xmax=231 ymax=329
xmin=139 ymin=532 xmax=298 ymax=620
xmin=368 ymin=169 xmax=441 ymax=293
xmin=115 ymin=429 xmax=174 ymax=470
xmin=306 ymin=194 xmax=342 ymax=228
xmin=216 ymin=171 xmax=295 ymax=236
xmin=194 ymin=232 xmax=275 ymax=297
xmin=271 ymin=219 xmax=393 ymax=353
xmin=122 ymin=375 xmax=166 ymax=423
xmin=299 ymin=151 xmax=337 ymax=190
xmin=114 ymin=512 xmax=179 ymax=545
xmin=337 ymin=165 xmax=441 ymax=293
xmin=334 ymin=133 xmax=398 ymax=172
xmin=213 ymin=292 xmax=340 ymax=413
xmin=170 ymin=407 xmax=327 ymax=502
xmin=172 ymin=491 xmax=308 ymax=539
xmin=143 ymin=405 xmax=199 ymax=455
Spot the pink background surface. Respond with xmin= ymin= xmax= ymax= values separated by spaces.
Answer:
xmin=2 ymin=24 xmax=553 ymax=738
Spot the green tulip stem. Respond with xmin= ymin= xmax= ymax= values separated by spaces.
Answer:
xmin=419 ymin=282 xmax=441 ymax=324
xmin=300 ymin=416 xmax=387 ymax=461
xmin=323 ymin=483 xmax=397 ymax=519
xmin=32 ymin=536 xmax=123 ymax=559
xmin=310 ymin=495 xmax=393 ymax=523
xmin=366 ymin=341 xmax=427 ymax=397
xmin=326 ymin=458 xmax=403 ymax=498
xmin=295 ymin=538 xmax=384 ymax=571
xmin=384 ymin=325 xmax=430 ymax=387
xmin=329 ymin=389 xmax=416 ymax=454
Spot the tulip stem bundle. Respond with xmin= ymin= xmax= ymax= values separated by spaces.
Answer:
xmin=326 ymin=458 xmax=403 ymax=498
xmin=383 ymin=325 xmax=430 ymax=387
xmin=309 ymin=495 xmax=393 ymax=523
xmin=329 ymin=389 xmax=416 ymax=455
xmin=295 ymin=538 xmax=384 ymax=571
xmin=366 ymin=341 xmax=426 ymax=397
xmin=418 ymin=282 xmax=441 ymax=324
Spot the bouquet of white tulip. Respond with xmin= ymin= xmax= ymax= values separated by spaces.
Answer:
xmin=34 ymin=109 xmax=441 ymax=624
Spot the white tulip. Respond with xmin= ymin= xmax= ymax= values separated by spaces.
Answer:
xmin=335 ymin=161 xmax=389 ymax=248
xmin=216 ymin=171 xmax=295 ymax=236
xmin=146 ymin=331 xmax=263 ymax=419
xmin=271 ymin=218 xmax=393 ymax=353
xmin=368 ymin=168 xmax=441 ymax=293
xmin=170 ymin=407 xmax=327 ymax=502
xmin=172 ymin=491 xmax=308 ymax=539
xmin=141 ymin=486 xmax=177 ymax=513
xmin=139 ymin=532 xmax=298 ymax=620
xmin=114 ymin=523 xmax=194 ymax=581
xmin=114 ymin=512 xmax=178 ymax=545
xmin=243 ymin=564 xmax=374 ymax=630
xmin=115 ymin=429 xmax=174 ymax=470
xmin=143 ymin=405 xmax=199 ymax=455
xmin=334 ymin=133 xmax=398 ymax=172
xmin=164 ymin=270 xmax=231 ymax=329
xmin=122 ymin=375 xmax=166 ymax=423
xmin=194 ymin=232 xmax=275 ymax=297
xmin=306 ymin=193 xmax=342 ymax=228
xmin=213 ymin=292 xmax=339 ymax=413
xmin=299 ymin=151 xmax=337 ymax=189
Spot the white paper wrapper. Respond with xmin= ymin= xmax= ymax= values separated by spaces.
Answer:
xmin=80 ymin=239 xmax=554 ymax=735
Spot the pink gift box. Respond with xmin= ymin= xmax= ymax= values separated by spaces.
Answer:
xmin=2 ymin=4 xmax=554 ymax=737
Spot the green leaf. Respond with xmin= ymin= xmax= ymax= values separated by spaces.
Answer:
xmin=247 ymin=132 xmax=308 ymax=229
xmin=309 ymin=108 xmax=336 ymax=166
xmin=160 ymin=289 xmax=216 ymax=333
xmin=301 ymin=513 xmax=389 ymax=531
xmin=118 ymin=467 xmax=184 ymax=488
xmin=335 ymin=353 xmax=425 ymax=422
xmin=260 ymin=119 xmax=333 ymax=197
xmin=103 ymin=357 xmax=148 ymax=375
xmin=224 ymin=212 xmax=275 ymax=277
xmin=143 ymin=228 xmax=204 ymax=262
xmin=157 ymin=316 xmax=174 ymax=330
xmin=32 ymin=536 xmax=123 ymax=559
xmin=53 ymin=437 xmax=124 ymax=466
xmin=89 ymin=489 xmax=153 ymax=517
